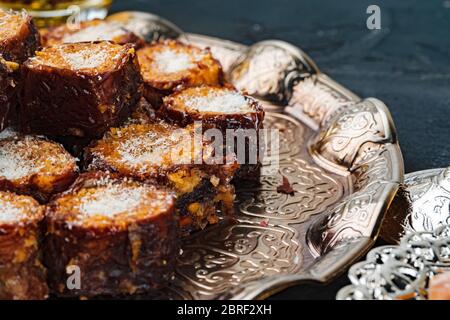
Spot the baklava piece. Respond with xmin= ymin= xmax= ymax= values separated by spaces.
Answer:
xmin=85 ymin=122 xmax=238 ymax=234
xmin=44 ymin=171 xmax=177 ymax=297
xmin=161 ymin=85 xmax=264 ymax=132
xmin=0 ymin=191 xmax=48 ymax=300
xmin=41 ymin=19 xmax=144 ymax=48
xmin=0 ymin=131 xmax=78 ymax=202
xmin=162 ymin=86 xmax=265 ymax=178
xmin=137 ymin=40 xmax=223 ymax=108
xmin=0 ymin=9 xmax=40 ymax=63
xmin=0 ymin=57 xmax=19 ymax=131
xmin=20 ymin=41 xmax=142 ymax=139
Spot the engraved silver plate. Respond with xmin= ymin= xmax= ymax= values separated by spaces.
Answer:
xmin=337 ymin=224 xmax=450 ymax=300
xmin=381 ymin=167 xmax=450 ymax=244
xmin=338 ymin=167 xmax=450 ymax=300
xmin=108 ymin=11 xmax=404 ymax=300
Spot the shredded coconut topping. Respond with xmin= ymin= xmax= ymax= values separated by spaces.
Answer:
xmin=117 ymin=130 xmax=174 ymax=167
xmin=119 ymin=136 xmax=166 ymax=166
xmin=30 ymin=43 xmax=123 ymax=72
xmin=0 ymin=201 xmax=26 ymax=223
xmin=62 ymin=22 xmax=127 ymax=43
xmin=0 ymin=136 xmax=73 ymax=181
xmin=61 ymin=47 xmax=109 ymax=69
xmin=182 ymin=89 xmax=252 ymax=113
xmin=76 ymin=185 xmax=147 ymax=218
xmin=153 ymin=48 xmax=203 ymax=73
xmin=115 ymin=126 xmax=200 ymax=170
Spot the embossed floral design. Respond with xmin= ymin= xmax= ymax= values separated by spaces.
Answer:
xmin=229 ymin=42 xmax=315 ymax=104
xmin=238 ymin=158 xmax=343 ymax=223
xmin=337 ymin=225 xmax=450 ymax=300
xmin=311 ymin=99 xmax=394 ymax=173
xmin=175 ymin=220 xmax=301 ymax=299
xmin=406 ymin=168 xmax=450 ymax=234
xmin=288 ymin=75 xmax=358 ymax=128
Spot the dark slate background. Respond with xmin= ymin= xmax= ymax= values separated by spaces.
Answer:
xmin=111 ymin=0 xmax=450 ymax=299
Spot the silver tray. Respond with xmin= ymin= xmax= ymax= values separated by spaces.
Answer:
xmin=107 ymin=11 xmax=404 ymax=300
xmin=381 ymin=167 xmax=450 ymax=244
xmin=337 ymin=167 xmax=450 ymax=300
xmin=337 ymin=224 xmax=450 ymax=300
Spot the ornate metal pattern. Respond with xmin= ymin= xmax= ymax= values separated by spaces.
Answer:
xmin=404 ymin=168 xmax=450 ymax=234
xmin=287 ymin=74 xmax=359 ymax=130
xmin=238 ymin=158 xmax=343 ymax=223
xmin=174 ymin=220 xmax=301 ymax=299
xmin=262 ymin=112 xmax=306 ymax=159
xmin=337 ymin=225 xmax=450 ymax=300
xmin=380 ymin=167 xmax=450 ymax=244
xmin=310 ymin=98 xmax=395 ymax=174
xmin=228 ymin=41 xmax=318 ymax=105
xmin=107 ymin=11 xmax=183 ymax=42
xmin=105 ymin=11 xmax=404 ymax=300
xmin=307 ymin=179 xmax=398 ymax=257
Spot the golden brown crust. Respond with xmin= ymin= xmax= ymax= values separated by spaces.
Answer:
xmin=85 ymin=122 xmax=237 ymax=183
xmin=0 ymin=131 xmax=78 ymax=203
xmin=41 ymin=19 xmax=145 ymax=49
xmin=161 ymin=85 xmax=265 ymax=180
xmin=0 ymin=9 xmax=40 ymax=132
xmin=0 ymin=191 xmax=48 ymax=300
xmin=85 ymin=122 xmax=238 ymax=233
xmin=137 ymin=40 xmax=224 ymax=107
xmin=46 ymin=171 xmax=175 ymax=229
xmin=20 ymin=41 xmax=143 ymax=139
xmin=44 ymin=171 xmax=178 ymax=297
xmin=0 ymin=9 xmax=41 ymax=63
xmin=161 ymin=85 xmax=265 ymax=132
xmin=26 ymin=41 xmax=132 ymax=73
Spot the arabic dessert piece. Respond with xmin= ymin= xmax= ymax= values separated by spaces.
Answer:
xmin=0 ymin=9 xmax=40 ymax=64
xmin=161 ymin=85 xmax=265 ymax=178
xmin=19 ymin=41 xmax=142 ymax=140
xmin=0 ymin=57 xmax=19 ymax=131
xmin=0 ymin=191 xmax=48 ymax=300
xmin=137 ymin=40 xmax=223 ymax=108
xmin=44 ymin=171 xmax=178 ymax=297
xmin=85 ymin=122 xmax=238 ymax=234
xmin=0 ymin=130 xmax=78 ymax=203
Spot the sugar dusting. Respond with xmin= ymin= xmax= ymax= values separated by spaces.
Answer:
xmin=0 ymin=135 xmax=73 ymax=181
xmin=0 ymin=201 xmax=26 ymax=223
xmin=63 ymin=22 xmax=127 ymax=43
xmin=183 ymin=89 xmax=252 ymax=113
xmin=153 ymin=48 xmax=203 ymax=73
xmin=77 ymin=185 xmax=147 ymax=218
xmin=117 ymin=132 xmax=169 ymax=167
xmin=61 ymin=47 xmax=109 ymax=69
xmin=30 ymin=43 xmax=123 ymax=71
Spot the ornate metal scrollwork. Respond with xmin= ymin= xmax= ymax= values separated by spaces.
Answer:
xmin=228 ymin=41 xmax=319 ymax=105
xmin=337 ymin=225 xmax=450 ymax=300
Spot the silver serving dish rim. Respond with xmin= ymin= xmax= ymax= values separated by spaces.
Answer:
xmin=337 ymin=223 xmax=450 ymax=300
xmin=338 ymin=167 xmax=450 ymax=300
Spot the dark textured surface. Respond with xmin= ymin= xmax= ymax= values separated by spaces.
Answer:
xmin=111 ymin=0 xmax=450 ymax=299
